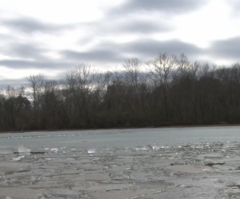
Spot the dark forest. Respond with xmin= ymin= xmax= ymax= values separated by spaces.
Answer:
xmin=1 ymin=54 xmax=240 ymax=132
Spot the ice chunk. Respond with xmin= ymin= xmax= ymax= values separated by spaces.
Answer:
xmin=50 ymin=148 xmax=58 ymax=153
xmin=87 ymin=148 xmax=96 ymax=154
xmin=135 ymin=145 xmax=152 ymax=151
xmin=30 ymin=176 xmax=36 ymax=184
xmin=18 ymin=145 xmax=31 ymax=155
xmin=6 ymin=197 xmax=12 ymax=199
xmin=12 ymin=155 xmax=25 ymax=161
xmin=142 ymin=145 xmax=151 ymax=151
xmin=152 ymin=144 xmax=160 ymax=151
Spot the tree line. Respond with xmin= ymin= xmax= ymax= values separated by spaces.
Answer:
xmin=1 ymin=53 xmax=240 ymax=132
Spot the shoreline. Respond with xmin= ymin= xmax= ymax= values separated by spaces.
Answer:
xmin=1 ymin=123 xmax=240 ymax=134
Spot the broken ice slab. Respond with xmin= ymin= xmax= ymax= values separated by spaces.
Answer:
xmin=89 ymin=188 xmax=162 ymax=199
xmin=18 ymin=145 xmax=31 ymax=155
xmin=43 ymin=188 xmax=80 ymax=198
xmin=0 ymin=162 xmax=30 ymax=174
xmin=0 ymin=147 xmax=16 ymax=155
xmin=84 ymin=172 xmax=111 ymax=181
xmin=164 ymin=165 xmax=214 ymax=174
xmin=0 ymin=188 xmax=42 ymax=199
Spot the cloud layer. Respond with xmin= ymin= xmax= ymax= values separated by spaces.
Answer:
xmin=1 ymin=17 xmax=76 ymax=34
xmin=109 ymin=0 xmax=208 ymax=15
xmin=1 ymin=0 xmax=240 ymax=86
xmin=209 ymin=37 xmax=240 ymax=60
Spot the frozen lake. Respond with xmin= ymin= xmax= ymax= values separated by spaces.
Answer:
xmin=1 ymin=126 xmax=240 ymax=199
xmin=1 ymin=126 xmax=240 ymax=149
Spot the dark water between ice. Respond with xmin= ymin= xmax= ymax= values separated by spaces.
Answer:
xmin=1 ymin=126 xmax=240 ymax=149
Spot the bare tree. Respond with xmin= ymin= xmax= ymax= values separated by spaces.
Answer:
xmin=123 ymin=58 xmax=142 ymax=87
xmin=148 ymin=54 xmax=178 ymax=122
xmin=65 ymin=64 xmax=96 ymax=127
xmin=27 ymin=74 xmax=45 ymax=110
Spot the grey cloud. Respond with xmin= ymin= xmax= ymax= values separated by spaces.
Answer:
xmin=122 ymin=39 xmax=203 ymax=58
xmin=115 ymin=19 xmax=172 ymax=34
xmin=209 ymin=37 xmax=240 ymax=60
xmin=0 ymin=78 xmax=28 ymax=88
xmin=109 ymin=0 xmax=207 ymax=15
xmin=0 ymin=33 xmax=13 ymax=41
xmin=1 ymin=42 xmax=47 ymax=60
xmin=62 ymin=49 xmax=126 ymax=63
xmin=1 ymin=17 xmax=76 ymax=34
xmin=64 ymin=39 xmax=203 ymax=64
xmin=227 ymin=0 xmax=240 ymax=15
xmin=0 ymin=76 xmax=64 ymax=87
xmin=0 ymin=59 xmax=72 ymax=69
xmin=79 ymin=18 xmax=172 ymax=44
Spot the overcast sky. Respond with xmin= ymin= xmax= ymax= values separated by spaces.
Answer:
xmin=1 ymin=0 xmax=240 ymax=86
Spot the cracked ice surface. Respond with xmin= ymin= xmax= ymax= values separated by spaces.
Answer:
xmin=1 ymin=127 xmax=240 ymax=198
